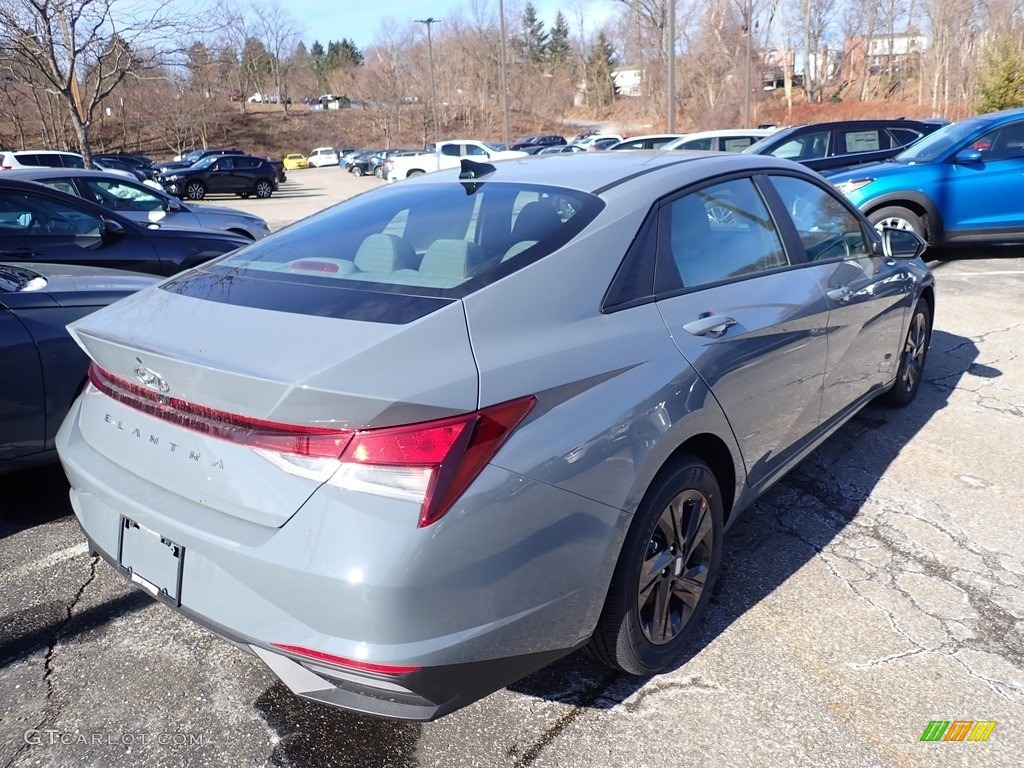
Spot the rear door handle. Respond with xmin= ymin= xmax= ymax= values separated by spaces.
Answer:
xmin=827 ymin=286 xmax=853 ymax=303
xmin=683 ymin=315 xmax=737 ymax=337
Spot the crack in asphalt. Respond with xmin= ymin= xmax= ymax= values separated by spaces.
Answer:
xmin=507 ymin=672 xmax=618 ymax=767
xmin=5 ymin=555 xmax=100 ymax=768
xmin=760 ymin=469 xmax=1024 ymax=709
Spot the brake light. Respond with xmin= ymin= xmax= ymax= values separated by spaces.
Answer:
xmin=88 ymin=364 xmax=354 ymax=458
xmin=270 ymin=643 xmax=420 ymax=676
xmin=88 ymin=363 xmax=534 ymax=525
xmin=332 ymin=396 xmax=536 ymax=526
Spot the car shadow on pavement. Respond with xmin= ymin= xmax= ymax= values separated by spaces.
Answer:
xmin=254 ymin=682 xmax=421 ymax=768
xmin=0 ymin=464 xmax=73 ymax=541
xmin=508 ymin=328 xmax=983 ymax=715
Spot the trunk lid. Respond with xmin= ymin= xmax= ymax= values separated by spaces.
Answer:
xmin=67 ymin=283 xmax=478 ymax=527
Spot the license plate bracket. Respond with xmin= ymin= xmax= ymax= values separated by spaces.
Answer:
xmin=118 ymin=517 xmax=184 ymax=605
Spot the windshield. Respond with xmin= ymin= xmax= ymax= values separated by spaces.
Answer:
xmin=0 ymin=265 xmax=45 ymax=292
xmin=182 ymin=151 xmax=203 ymax=164
xmin=175 ymin=180 xmax=603 ymax=302
xmin=895 ymin=117 xmax=990 ymax=163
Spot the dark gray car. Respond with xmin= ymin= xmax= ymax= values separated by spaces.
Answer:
xmin=1 ymin=262 xmax=155 ymax=474
xmin=6 ymin=169 xmax=271 ymax=240
xmin=57 ymin=152 xmax=934 ymax=720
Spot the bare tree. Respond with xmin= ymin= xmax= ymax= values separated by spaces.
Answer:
xmin=0 ymin=0 xmax=219 ymax=164
xmin=252 ymin=1 xmax=301 ymax=115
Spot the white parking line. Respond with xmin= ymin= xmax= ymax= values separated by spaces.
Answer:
xmin=936 ymin=271 xmax=1024 ymax=276
xmin=10 ymin=542 xmax=89 ymax=580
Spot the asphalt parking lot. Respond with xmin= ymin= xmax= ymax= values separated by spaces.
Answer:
xmin=2 ymin=166 xmax=1022 ymax=768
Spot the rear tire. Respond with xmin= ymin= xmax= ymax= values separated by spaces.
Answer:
xmin=184 ymin=181 xmax=206 ymax=201
xmin=350 ymin=166 xmax=364 ymax=177
xmin=407 ymin=169 xmax=425 ymax=177
xmin=587 ymin=456 xmax=723 ymax=675
xmin=880 ymin=299 xmax=931 ymax=407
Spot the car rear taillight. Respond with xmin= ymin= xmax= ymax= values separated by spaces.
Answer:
xmin=88 ymin=363 xmax=535 ymax=526
xmin=270 ymin=643 xmax=420 ymax=676
xmin=88 ymin=364 xmax=354 ymax=459
xmin=331 ymin=396 xmax=536 ymax=526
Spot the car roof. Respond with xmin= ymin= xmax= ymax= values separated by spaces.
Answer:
xmin=3 ymin=167 xmax=146 ymax=181
xmin=675 ymin=128 xmax=777 ymax=140
xmin=408 ymin=150 xmax=816 ymax=196
xmin=2 ymin=149 xmax=81 ymax=156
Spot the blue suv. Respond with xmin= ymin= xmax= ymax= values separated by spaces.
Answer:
xmin=829 ymin=108 xmax=1024 ymax=246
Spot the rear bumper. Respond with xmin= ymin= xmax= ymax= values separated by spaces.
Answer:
xmin=81 ymin=527 xmax=579 ymax=720
xmin=56 ymin=396 xmax=629 ymax=719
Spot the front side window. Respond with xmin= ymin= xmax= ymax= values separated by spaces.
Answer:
xmin=85 ymin=179 xmax=165 ymax=212
xmin=770 ymin=175 xmax=870 ymax=261
xmin=769 ymin=130 xmax=831 ymax=160
xmin=0 ymin=190 xmax=102 ymax=236
xmin=972 ymin=121 xmax=1024 ymax=161
xmin=661 ymin=178 xmax=788 ymax=289
xmin=679 ymin=138 xmax=713 ymax=150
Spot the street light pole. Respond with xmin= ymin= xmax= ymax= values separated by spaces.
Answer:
xmin=667 ymin=0 xmax=675 ymax=132
xmin=498 ymin=0 xmax=510 ymax=145
xmin=743 ymin=0 xmax=752 ymax=129
xmin=415 ymin=17 xmax=441 ymax=142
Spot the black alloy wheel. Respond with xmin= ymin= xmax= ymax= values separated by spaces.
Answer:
xmin=881 ymin=300 xmax=931 ymax=407
xmin=184 ymin=181 xmax=206 ymax=201
xmin=588 ymin=456 xmax=723 ymax=675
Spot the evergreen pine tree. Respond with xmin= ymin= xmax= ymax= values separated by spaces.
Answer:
xmin=546 ymin=12 xmax=572 ymax=69
xmin=976 ymin=36 xmax=1024 ymax=113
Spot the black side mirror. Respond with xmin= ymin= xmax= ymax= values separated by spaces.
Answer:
xmin=881 ymin=227 xmax=927 ymax=260
xmin=166 ymin=198 xmax=184 ymax=212
xmin=101 ymin=218 xmax=126 ymax=241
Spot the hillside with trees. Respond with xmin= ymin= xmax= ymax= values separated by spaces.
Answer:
xmin=1 ymin=0 xmax=1022 ymax=160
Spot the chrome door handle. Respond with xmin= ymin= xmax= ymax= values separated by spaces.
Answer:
xmin=827 ymin=286 xmax=853 ymax=303
xmin=683 ymin=315 xmax=737 ymax=337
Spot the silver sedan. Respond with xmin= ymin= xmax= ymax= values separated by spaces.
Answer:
xmin=6 ymin=168 xmax=271 ymax=240
xmin=56 ymin=151 xmax=933 ymax=721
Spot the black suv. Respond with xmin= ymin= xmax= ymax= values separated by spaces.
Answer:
xmin=743 ymin=119 xmax=948 ymax=174
xmin=157 ymin=155 xmax=279 ymax=200
xmin=155 ymin=147 xmax=245 ymax=175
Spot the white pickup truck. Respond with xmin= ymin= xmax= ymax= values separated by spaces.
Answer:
xmin=386 ymin=140 xmax=529 ymax=182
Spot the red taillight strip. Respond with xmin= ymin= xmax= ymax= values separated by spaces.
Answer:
xmin=340 ymin=395 xmax=536 ymax=527
xmin=270 ymin=643 xmax=421 ymax=676
xmin=88 ymin=363 xmax=354 ymax=459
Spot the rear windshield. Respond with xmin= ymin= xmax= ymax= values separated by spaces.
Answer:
xmin=194 ymin=180 xmax=603 ymax=298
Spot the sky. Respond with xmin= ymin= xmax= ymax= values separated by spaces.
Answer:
xmin=295 ymin=0 xmax=619 ymax=50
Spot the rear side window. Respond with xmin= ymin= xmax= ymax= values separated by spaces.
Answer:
xmin=722 ymin=136 xmax=759 ymax=151
xmin=35 ymin=154 xmax=64 ymax=167
xmin=16 ymin=154 xmax=41 ymax=166
xmin=840 ymin=129 xmax=885 ymax=153
xmin=60 ymin=154 xmax=85 ymax=168
xmin=196 ymin=181 xmax=603 ymax=297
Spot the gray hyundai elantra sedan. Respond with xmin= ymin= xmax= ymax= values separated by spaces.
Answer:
xmin=57 ymin=151 xmax=934 ymax=720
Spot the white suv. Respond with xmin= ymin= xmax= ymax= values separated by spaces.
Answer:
xmin=308 ymin=147 xmax=339 ymax=167
xmin=0 ymin=150 xmax=86 ymax=170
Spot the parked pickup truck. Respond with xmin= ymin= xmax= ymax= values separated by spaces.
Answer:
xmin=386 ymin=140 xmax=529 ymax=182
